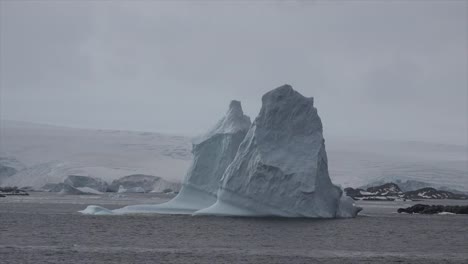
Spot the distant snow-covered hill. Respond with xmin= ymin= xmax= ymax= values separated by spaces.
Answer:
xmin=0 ymin=120 xmax=467 ymax=192
xmin=0 ymin=120 xmax=192 ymax=188
xmin=326 ymin=139 xmax=467 ymax=192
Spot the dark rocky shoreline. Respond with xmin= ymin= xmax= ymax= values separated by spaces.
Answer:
xmin=0 ymin=186 xmax=29 ymax=196
xmin=398 ymin=204 xmax=468 ymax=214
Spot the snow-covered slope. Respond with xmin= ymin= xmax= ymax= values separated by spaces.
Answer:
xmin=113 ymin=100 xmax=251 ymax=214
xmin=0 ymin=120 xmax=192 ymax=187
xmin=326 ymin=139 xmax=467 ymax=192
xmin=196 ymin=85 xmax=359 ymax=217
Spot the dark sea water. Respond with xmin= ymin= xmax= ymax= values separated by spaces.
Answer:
xmin=1 ymin=193 xmax=467 ymax=263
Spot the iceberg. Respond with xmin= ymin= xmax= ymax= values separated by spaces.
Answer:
xmin=195 ymin=85 xmax=360 ymax=217
xmin=81 ymin=85 xmax=360 ymax=218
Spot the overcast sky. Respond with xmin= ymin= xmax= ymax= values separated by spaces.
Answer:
xmin=0 ymin=1 xmax=466 ymax=145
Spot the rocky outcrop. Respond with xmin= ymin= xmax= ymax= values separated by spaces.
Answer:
xmin=402 ymin=187 xmax=468 ymax=200
xmin=398 ymin=204 xmax=468 ymax=214
xmin=366 ymin=183 xmax=402 ymax=196
xmin=345 ymin=183 xmax=404 ymax=201
xmin=346 ymin=183 xmax=468 ymax=201
xmin=0 ymin=186 xmax=29 ymax=196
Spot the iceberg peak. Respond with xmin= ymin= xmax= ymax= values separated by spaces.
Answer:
xmin=262 ymin=84 xmax=313 ymax=105
xmin=194 ymin=100 xmax=251 ymax=144
xmin=228 ymin=100 xmax=242 ymax=112
xmin=256 ymin=85 xmax=320 ymax=137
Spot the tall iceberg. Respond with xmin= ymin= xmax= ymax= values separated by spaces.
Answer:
xmin=83 ymin=100 xmax=251 ymax=215
xmin=195 ymin=85 xmax=360 ymax=217
xmin=80 ymin=85 xmax=360 ymax=218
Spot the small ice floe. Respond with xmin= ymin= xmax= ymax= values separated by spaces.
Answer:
xmin=79 ymin=205 xmax=114 ymax=215
xmin=76 ymin=187 xmax=103 ymax=195
xmin=438 ymin=212 xmax=456 ymax=215
xmin=108 ymin=193 xmax=126 ymax=199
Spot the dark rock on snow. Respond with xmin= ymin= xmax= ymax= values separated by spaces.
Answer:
xmin=0 ymin=186 xmax=29 ymax=196
xmin=345 ymin=182 xmax=467 ymax=201
xmin=402 ymin=187 xmax=468 ymax=200
xmin=366 ymin=183 xmax=402 ymax=196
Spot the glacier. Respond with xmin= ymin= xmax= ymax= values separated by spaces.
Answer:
xmin=80 ymin=85 xmax=361 ymax=218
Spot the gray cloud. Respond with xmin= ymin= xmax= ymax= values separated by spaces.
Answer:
xmin=1 ymin=1 xmax=466 ymax=144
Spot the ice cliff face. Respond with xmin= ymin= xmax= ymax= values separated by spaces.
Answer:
xmin=195 ymin=85 xmax=360 ymax=217
xmin=64 ymin=175 xmax=108 ymax=193
xmin=111 ymin=100 xmax=251 ymax=214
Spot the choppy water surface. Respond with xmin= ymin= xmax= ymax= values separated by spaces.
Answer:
xmin=1 ymin=193 xmax=467 ymax=263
